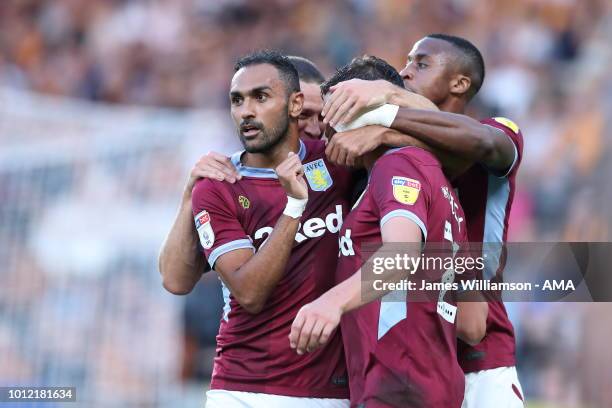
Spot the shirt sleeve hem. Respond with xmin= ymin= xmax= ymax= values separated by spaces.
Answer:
xmin=380 ymin=209 xmax=428 ymax=242
xmin=483 ymin=124 xmax=519 ymax=178
xmin=208 ymin=238 xmax=255 ymax=268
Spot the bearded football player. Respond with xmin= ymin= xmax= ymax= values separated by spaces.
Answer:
xmin=190 ymin=51 xmax=352 ymax=407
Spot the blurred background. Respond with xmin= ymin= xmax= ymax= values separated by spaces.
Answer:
xmin=1 ymin=0 xmax=611 ymax=406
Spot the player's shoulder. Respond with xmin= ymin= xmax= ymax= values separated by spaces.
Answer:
xmin=192 ymin=177 xmax=233 ymax=203
xmin=302 ymin=138 xmax=352 ymax=180
xmin=371 ymin=147 xmax=442 ymax=191
xmin=379 ymin=146 xmax=441 ymax=169
xmin=301 ymin=138 xmax=338 ymax=168
xmin=481 ymin=117 xmax=524 ymax=161
xmin=481 ymin=117 xmax=522 ymax=136
xmin=302 ymin=138 xmax=327 ymax=157
xmin=193 ymin=177 xmax=224 ymax=192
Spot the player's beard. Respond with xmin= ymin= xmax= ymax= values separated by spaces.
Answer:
xmin=239 ymin=104 xmax=290 ymax=154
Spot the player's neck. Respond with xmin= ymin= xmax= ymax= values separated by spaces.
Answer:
xmin=362 ymin=146 xmax=389 ymax=170
xmin=243 ymin=133 xmax=301 ymax=169
xmin=438 ymin=97 xmax=466 ymax=114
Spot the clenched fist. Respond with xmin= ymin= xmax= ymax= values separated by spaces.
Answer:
xmin=275 ymin=151 xmax=308 ymax=200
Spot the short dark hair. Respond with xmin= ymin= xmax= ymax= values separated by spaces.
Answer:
xmin=234 ymin=50 xmax=300 ymax=95
xmin=320 ymin=55 xmax=404 ymax=96
xmin=287 ymin=56 xmax=325 ymax=84
xmin=426 ymin=33 xmax=485 ymax=99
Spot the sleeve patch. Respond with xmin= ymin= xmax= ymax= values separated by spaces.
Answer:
xmin=493 ymin=117 xmax=519 ymax=134
xmin=392 ymin=176 xmax=421 ymax=205
xmin=194 ymin=210 xmax=215 ymax=249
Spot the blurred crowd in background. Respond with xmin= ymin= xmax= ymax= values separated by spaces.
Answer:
xmin=1 ymin=0 xmax=611 ymax=407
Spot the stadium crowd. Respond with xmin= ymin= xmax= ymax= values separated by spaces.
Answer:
xmin=2 ymin=0 xmax=611 ymax=238
xmin=1 ymin=0 xmax=611 ymax=406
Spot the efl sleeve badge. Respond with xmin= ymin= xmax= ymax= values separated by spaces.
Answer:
xmin=194 ymin=210 xmax=215 ymax=249
xmin=392 ymin=176 xmax=421 ymax=205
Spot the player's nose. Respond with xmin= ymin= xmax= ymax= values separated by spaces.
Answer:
xmin=239 ymin=99 xmax=256 ymax=119
xmin=302 ymin=117 xmax=322 ymax=139
xmin=400 ymin=65 xmax=414 ymax=82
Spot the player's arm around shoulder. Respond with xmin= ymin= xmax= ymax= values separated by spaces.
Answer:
xmin=191 ymin=177 xmax=262 ymax=313
xmin=159 ymin=184 xmax=207 ymax=295
xmin=384 ymin=110 xmax=519 ymax=176
xmin=211 ymin=152 xmax=309 ymax=314
xmin=159 ymin=152 xmax=239 ymax=295
xmin=321 ymin=78 xmax=438 ymax=128
xmin=321 ymin=79 xmax=439 ymax=168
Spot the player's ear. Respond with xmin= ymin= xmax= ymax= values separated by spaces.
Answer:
xmin=288 ymin=91 xmax=304 ymax=119
xmin=449 ymin=74 xmax=471 ymax=97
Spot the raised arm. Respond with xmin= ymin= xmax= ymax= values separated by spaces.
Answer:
xmin=322 ymin=79 xmax=438 ymax=124
xmin=322 ymin=79 xmax=516 ymax=174
xmin=209 ymin=152 xmax=308 ymax=314
xmin=325 ymin=125 xmax=471 ymax=179
xmin=389 ymin=109 xmax=516 ymax=173
xmin=159 ymin=152 xmax=240 ymax=295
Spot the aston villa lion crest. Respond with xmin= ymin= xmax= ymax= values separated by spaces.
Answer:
xmin=304 ymin=159 xmax=333 ymax=192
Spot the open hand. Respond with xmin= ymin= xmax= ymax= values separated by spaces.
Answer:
xmin=322 ymin=79 xmax=390 ymax=127
xmin=186 ymin=151 xmax=240 ymax=192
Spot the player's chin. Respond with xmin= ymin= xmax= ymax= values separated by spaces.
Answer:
xmin=299 ymin=131 xmax=322 ymax=141
xmin=241 ymin=137 xmax=268 ymax=154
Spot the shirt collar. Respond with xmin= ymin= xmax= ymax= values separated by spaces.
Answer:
xmin=230 ymin=139 xmax=307 ymax=179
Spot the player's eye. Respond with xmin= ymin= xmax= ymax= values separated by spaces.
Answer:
xmin=256 ymin=93 xmax=268 ymax=102
xmin=417 ymin=62 xmax=428 ymax=69
xmin=231 ymin=96 xmax=243 ymax=105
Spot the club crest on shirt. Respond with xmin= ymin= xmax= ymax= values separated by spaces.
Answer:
xmin=194 ymin=210 xmax=215 ymax=249
xmin=304 ymin=159 xmax=333 ymax=192
xmin=392 ymin=176 xmax=420 ymax=205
